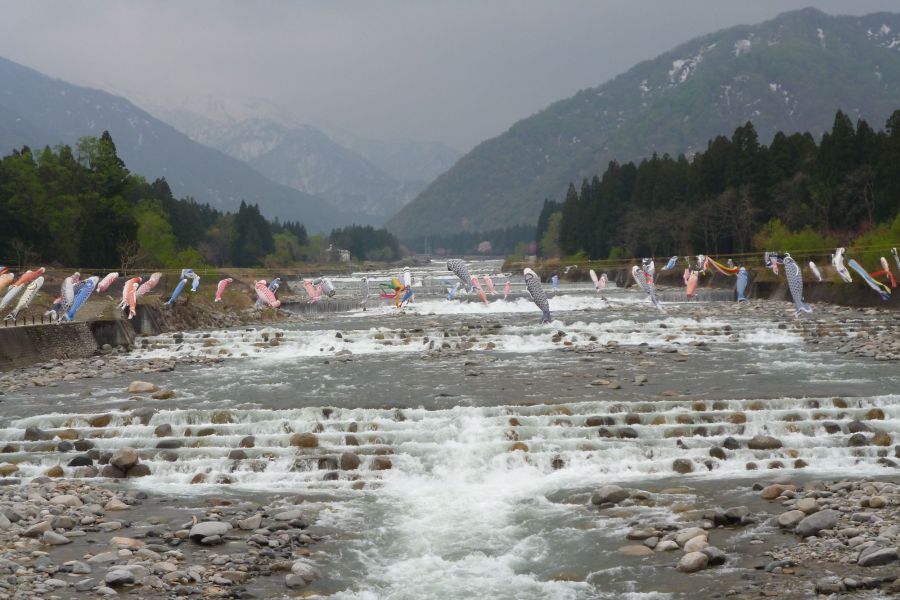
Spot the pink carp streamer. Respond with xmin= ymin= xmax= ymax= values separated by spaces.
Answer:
xmin=215 ymin=278 xmax=234 ymax=302
xmin=686 ymin=271 xmax=699 ymax=299
xmin=12 ymin=267 xmax=46 ymax=288
xmin=0 ymin=273 xmax=13 ymax=295
xmin=503 ymin=280 xmax=511 ymax=300
xmin=255 ymin=280 xmax=281 ymax=308
xmin=135 ymin=272 xmax=162 ymax=299
xmin=123 ymin=277 xmax=141 ymax=319
xmin=482 ymin=275 xmax=497 ymax=295
xmin=304 ymin=279 xmax=321 ymax=303
xmin=598 ymin=273 xmax=607 ymax=290
xmin=97 ymin=272 xmax=119 ymax=293
xmin=470 ymin=276 xmax=489 ymax=304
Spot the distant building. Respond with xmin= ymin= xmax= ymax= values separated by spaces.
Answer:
xmin=325 ymin=244 xmax=352 ymax=263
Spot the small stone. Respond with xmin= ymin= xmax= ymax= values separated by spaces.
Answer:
xmin=127 ymin=381 xmax=159 ymax=394
xmin=683 ymin=535 xmax=708 ymax=553
xmin=105 ymin=568 xmax=135 ymax=586
xmin=796 ymin=498 xmax=819 ymax=514
xmin=858 ymin=547 xmax=899 ymax=567
xmin=619 ymin=544 xmax=654 ymax=557
xmin=237 ymin=514 xmax=262 ymax=530
xmin=42 ymin=530 xmax=71 ymax=545
xmin=777 ymin=510 xmax=806 ymax=529
xmin=104 ymin=498 xmax=129 ymax=511
xmin=50 ymin=494 xmax=83 ymax=507
xmin=702 ymin=546 xmax=727 ymax=566
xmin=796 ymin=509 xmax=840 ymax=537
xmin=110 ymin=447 xmax=139 ymax=471
xmin=290 ymin=433 xmax=318 ymax=448
xmin=748 ymin=435 xmax=782 ymax=450
xmin=189 ymin=521 xmax=232 ymax=542
xmin=590 ymin=485 xmax=629 ymax=505
xmin=672 ymin=458 xmax=693 ymax=474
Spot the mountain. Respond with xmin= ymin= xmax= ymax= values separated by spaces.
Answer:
xmin=153 ymin=105 xmax=461 ymax=222
xmin=0 ymin=56 xmax=350 ymax=232
xmin=389 ymin=8 xmax=900 ymax=238
xmin=155 ymin=115 xmax=424 ymax=221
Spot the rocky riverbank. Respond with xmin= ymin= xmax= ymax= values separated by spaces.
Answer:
xmin=0 ymin=478 xmax=325 ymax=599
xmin=601 ymin=477 xmax=900 ymax=598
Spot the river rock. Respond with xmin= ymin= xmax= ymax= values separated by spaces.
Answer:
xmin=189 ymin=521 xmax=232 ymax=542
xmin=45 ymin=465 xmax=64 ymax=477
xmin=110 ymin=447 xmax=139 ymax=471
xmin=240 ymin=436 xmax=256 ymax=448
xmin=237 ymin=514 xmax=262 ymax=530
xmin=677 ymin=551 xmax=709 ymax=573
xmin=655 ymin=540 xmax=679 ymax=551
xmin=153 ymin=424 xmax=172 ymax=437
xmin=683 ymin=535 xmax=708 ymax=553
xmin=702 ymin=546 xmax=727 ymax=566
xmin=340 ymin=452 xmax=361 ymax=470
xmin=748 ymin=435 xmax=782 ymax=450
xmin=288 ymin=559 xmax=322 ymax=587
xmin=372 ymin=457 xmax=392 ymax=470
xmin=858 ymin=546 xmax=898 ymax=567
xmin=290 ymin=433 xmax=318 ymax=448
xmin=105 ymin=568 xmax=135 ymax=586
xmin=104 ymin=498 xmax=128 ymax=511
xmin=675 ymin=527 xmax=706 ymax=546
xmin=50 ymin=494 xmax=83 ymax=507
xmin=127 ymin=381 xmax=159 ymax=394
xmin=591 ymin=485 xmax=629 ymax=505
xmin=42 ymin=530 xmax=71 ymax=545
xmin=619 ymin=544 xmax=654 ymax=557
xmin=796 ymin=498 xmax=819 ymax=514
xmin=24 ymin=426 xmax=50 ymax=441
xmin=796 ymin=509 xmax=840 ymax=537
xmin=672 ymin=458 xmax=693 ymax=474
xmin=777 ymin=510 xmax=806 ymax=529
xmin=68 ymin=454 xmax=93 ymax=467
xmin=126 ymin=464 xmax=151 ymax=477
xmin=151 ymin=389 xmax=176 ymax=400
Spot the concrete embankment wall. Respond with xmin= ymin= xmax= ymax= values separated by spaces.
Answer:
xmin=0 ymin=304 xmax=167 ymax=371
xmin=0 ymin=322 xmax=99 ymax=370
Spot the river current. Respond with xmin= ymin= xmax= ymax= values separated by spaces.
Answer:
xmin=2 ymin=263 xmax=898 ymax=599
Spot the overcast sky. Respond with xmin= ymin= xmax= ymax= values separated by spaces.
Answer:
xmin=1 ymin=1 xmax=898 ymax=151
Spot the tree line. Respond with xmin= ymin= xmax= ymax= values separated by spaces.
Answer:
xmin=536 ymin=110 xmax=900 ymax=260
xmin=0 ymin=132 xmax=399 ymax=268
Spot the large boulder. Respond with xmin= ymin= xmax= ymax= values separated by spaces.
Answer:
xmin=677 ymin=551 xmax=709 ymax=573
xmin=590 ymin=485 xmax=629 ymax=505
xmin=285 ymin=560 xmax=321 ymax=588
xmin=127 ymin=381 xmax=159 ymax=394
xmin=796 ymin=509 xmax=840 ymax=537
xmin=290 ymin=433 xmax=318 ymax=448
xmin=748 ymin=436 xmax=782 ymax=450
xmin=110 ymin=448 xmax=139 ymax=471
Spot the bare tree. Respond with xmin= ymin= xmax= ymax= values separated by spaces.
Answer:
xmin=9 ymin=239 xmax=38 ymax=269
xmin=118 ymin=240 xmax=142 ymax=276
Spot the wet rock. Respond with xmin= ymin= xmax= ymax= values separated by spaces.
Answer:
xmin=240 ymin=435 xmax=255 ymax=448
xmin=89 ymin=414 xmax=112 ymax=427
xmin=796 ymin=498 xmax=819 ymax=514
xmin=619 ymin=545 xmax=654 ymax=557
xmin=340 ymin=453 xmax=361 ymax=470
xmin=228 ymin=449 xmax=247 ymax=460
xmin=100 ymin=465 xmax=126 ymax=479
xmin=675 ymin=527 xmax=706 ymax=546
xmin=24 ymin=426 xmax=50 ymax=441
xmin=672 ymin=459 xmax=693 ymax=474
xmin=847 ymin=421 xmax=871 ymax=434
xmin=701 ymin=546 xmax=727 ymax=566
xmin=237 ymin=514 xmax=262 ymax=530
xmin=872 ymin=431 xmax=892 ymax=446
xmin=156 ymin=439 xmax=184 ymax=449
xmin=50 ymin=494 xmax=82 ymax=507
xmin=57 ymin=440 xmax=74 ymax=452
xmin=151 ymin=389 xmax=176 ymax=400
xmin=796 ymin=509 xmax=840 ymax=537
xmin=848 ymin=433 xmax=868 ymax=447
xmin=110 ymin=447 xmax=139 ymax=471
xmin=591 ymin=485 xmax=629 ymax=505
xmin=127 ymin=381 xmax=159 ymax=394
xmin=126 ymin=464 xmax=151 ymax=477
xmin=760 ymin=484 xmax=795 ymax=500
xmin=372 ymin=457 xmax=392 ymax=470
xmin=722 ymin=437 xmax=741 ymax=450
xmin=105 ymin=498 xmax=128 ymax=511
xmin=748 ymin=435 xmax=782 ymax=450
xmin=617 ymin=427 xmax=638 ymax=439
xmin=822 ymin=422 xmax=841 ymax=434
xmin=683 ymin=535 xmax=708 ymax=553
xmin=286 ymin=560 xmax=321 ymax=588
xmin=154 ymin=424 xmax=172 ymax=437
xmin=290 ymin=433 xmax=318 ymax=448
xmin=626 ymin=528 xmax=657 ymax=540
xmin=45 ymin=465 xmax=64 ymax=477
xmin=211 ymin=410 xmax=233 ymax=424
xmin=709 ymin=447 xmax=726 ymax=460
xmin=655 ymin=540 xmax=679 ymax=552
xmin=677 ymin=552 xmax=708 ymax=573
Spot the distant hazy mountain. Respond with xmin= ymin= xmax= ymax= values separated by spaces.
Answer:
xmin=155 ymin=113 xmax=425 ymax=221
xmin=389 ymin=8 xmax=900 ymax=237
xmin=0 ymin=57 xmax=351 ymax=232
xmin=154 ymin=105 xmax=460 ymax=222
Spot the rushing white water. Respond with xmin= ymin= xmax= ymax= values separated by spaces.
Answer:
xmin=3 ymin=283 xmax=899 ymax=599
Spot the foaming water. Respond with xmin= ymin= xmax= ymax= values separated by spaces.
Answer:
xmin=4 ymin=286 xmax=900 ymax=598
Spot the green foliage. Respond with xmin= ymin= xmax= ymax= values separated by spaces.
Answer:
xmin=553 ymin=112 xmax=900 ymax=258
xmin=0 ymin=133 xmax=314 ymax=268
xmin=329 ymin=225 xmax=400 ymax=261
xmin=849 ymin=213 xmax=900 ymax=265
xmin=753 ymin=218 xmax=838 ymax=253
xmin=539 ymin=212 xmax=562 ymax=258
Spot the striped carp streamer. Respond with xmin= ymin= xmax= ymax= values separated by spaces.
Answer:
xmin=180 ymin=269 xmax=200 ymax=292
xmin=808 ymin=262 xmax=823 ymax=282
xmin=783 ymin=254 xmax=812 ymax=316
xmin=0 ymin=268 xmax=46 ymax=313
xmin=708 ymin=257 xmax=740 ymax=276
xmin=869 ymin=257 xmax=897 ymax=289
xmin=255 ymin=280 xmax=281 ymax=308
xmin=848 ymin=259 xmax=891 ymax=301
xmin=97 ymin=272 xmax=119 ymax=293
xmin=663 ymin=256 xmax=678 ymax=270
xmin=736 ymin=267 xmax=748 ymax=302
xmin=61 ymin=276 xmax=99 ymax=322
xmin=470 ymin=276 xmax=489 ymax=304
xmin=447 ymin=259 xmax=474 ymax=293
xmin=523 ymin=268 xmax=551 ymax=323
xmin=360 ymin=277 xmax=371 ymax=309
xmin=632 ymin=264 xmax=664 ymax=312
xmin=215 ymin=278 xmax=233 ymax=302
xmin=5 ymin=276 xmax=44 ymax=321
xmin=832 ymin=248 xmax=853 ymax=283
